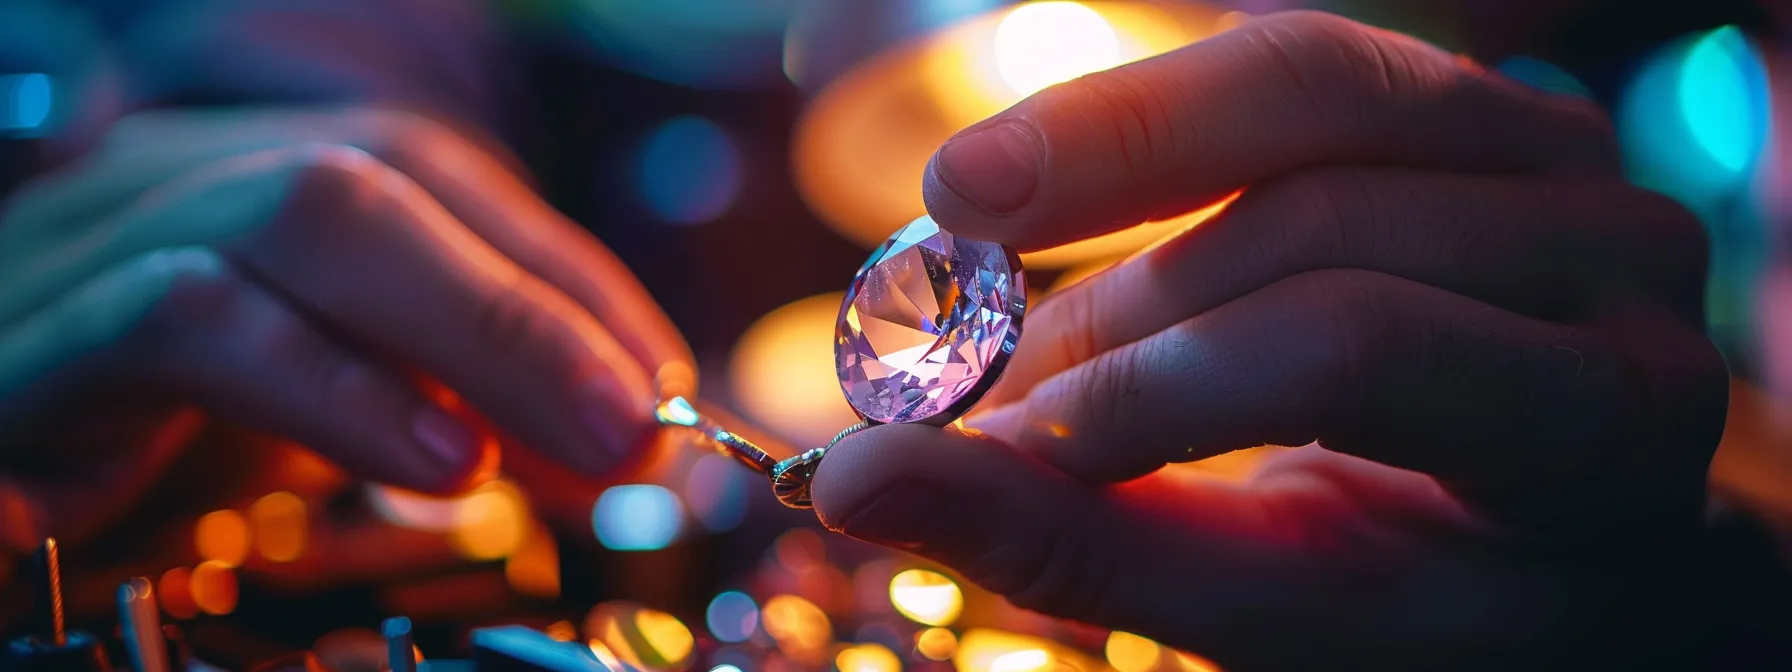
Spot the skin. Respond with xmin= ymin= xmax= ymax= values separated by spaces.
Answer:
xmin=0 ymin=107 xmax=692 ymax=548
xmin=811 ymin=11 xmax=1730 ymax=669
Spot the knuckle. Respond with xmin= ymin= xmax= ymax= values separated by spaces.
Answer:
xmin=1050 ymin=66 xmax=1182 ymax=177
xmin=1257 ymin=167 xmax=1373 ymax=260
xmin=1245 ymin=11 xmax=1415 ymax=113
xmin=284 ymin=143 xmax=409 ymax=215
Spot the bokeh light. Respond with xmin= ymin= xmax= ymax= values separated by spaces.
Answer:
xmin=706 ymin=591 xmax=761 ymax=643
xmin=157 ymin=567 xmax=197 ymax=620
xmin=729 ymin=292 xmax=861 ymax=446
xmin=248 ymin=491 xmax=307 ymax=563
xmin=0 ymin=73 xmax=51 ymax=136
xmin=450 ymin=480 xmax=530 ymax=560
xmin=189 ymin=561 xmax=239 ymax=616
xmin=917 ymin=627 xmax=959 ymax=661
xmin=1105 ymin=632 xmax=1161 ymax=672
xmin=638 ymin=115 xmax=743 ymax=225
xmin=711 ymin=667 xmax=743 ymax=672
xmin=1679 ymin=26 xmax=1769 ymax=173
xmin=995 ymin=2 xmax=1123 ymax=96
xmin=792 ymin=1 xmax=1231 ymax=268
xmin=545 ymin=620 xmax=578 ymax=642
xmin=1173 ymin=650 xmax=1222 ymax=672
xmin=685 ymin=452 xmax=751 ymax=532
xmin=593 ymin=484 xmax=685 ymax=551
xmin=989 ymin=649 xmax=1051 ymax=672
xmin=504 ymin=524 xmax=562 ymax=599
xmin=194 ymin=510 xmax=249 ymax=568
xmin=760 ymin=594 xmax=832 ymax=664
xmin=889 ymin=569 xmax=964 ymax=626
xmin=587 ymin=602 xmax=697 ymax=670
xmin=836 ymin=642 xmax=902 ymax=672
xmin=955 ymin=629 xmax=1103 ymax=672
xmin=564 ymin=0 xmax=799 ymax=89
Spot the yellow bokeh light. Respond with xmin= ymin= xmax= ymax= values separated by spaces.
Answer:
xmin=760 ymin=594 xmax=833 ymax=665
xmin=248 ymin=491 xmax=307 ymax=562
xmin=449 ymin=480 xmax=529 ymax=560
xmin=995 ymin=2 xmax=1123 ymax=97
xmin=836 ymin=643 xmax=903 ymax=672
xmin=917 ymin=627 xmax=959 ymax=661
xmin=889 ymin=569 xmax=964 ymax=626
xmin=729 ymin=293 xmax=861 ymax=447
xmin=157 ymin=567 xmax=197 ymax=620
xmin=990 ymin=649 xmax=1052 ymax=672
xmin=194 ymin=510 xmax=249 ymax=568
xmin=586 ymin=602 xmax=696 ymax=670
xmin=189 ymin=561 xmax=239 ymax=616
xmin=793 ymin=1 xmax=1235 ymax=269
xmin=504 ymin=524 xmax=562 ymax=599
xmin=1105 ymin=632 xmax=1162 ymax=672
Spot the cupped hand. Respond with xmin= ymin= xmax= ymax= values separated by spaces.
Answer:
xmin=813 ymin=12 xmax=1729 ymax=669
xmin=0 ymin=108 xmax=690 ymax=546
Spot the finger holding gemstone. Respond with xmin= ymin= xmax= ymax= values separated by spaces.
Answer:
xmin=835 ymin=215 xmax=1026 ymax=426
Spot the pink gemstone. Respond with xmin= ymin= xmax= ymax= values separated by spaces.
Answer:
xmin=835 ymin=216 xmax=1026 ymax=425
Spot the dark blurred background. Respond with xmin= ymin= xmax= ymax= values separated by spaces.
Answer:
xmin=0 ymin=0 xmax=1788 ymax=670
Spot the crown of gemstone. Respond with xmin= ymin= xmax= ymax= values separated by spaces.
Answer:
xmin=835 ymin=216 xmax=1025 ymax=425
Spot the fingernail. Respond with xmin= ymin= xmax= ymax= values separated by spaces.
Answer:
xmin=829 ymin=481 xmax=959 ymax=549
xmin=934 ymin=119 xmax=1041 ymax=214
xmin=411 ymin=408 xmax=478 ymax=469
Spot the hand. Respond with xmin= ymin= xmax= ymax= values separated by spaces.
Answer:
xmin=812 ymin=12 xmax=1729 ymax=669
xmin=0 ymin=108 xmax=690 ymax=547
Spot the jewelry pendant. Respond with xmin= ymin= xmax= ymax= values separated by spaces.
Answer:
xmin=657 ymin=215 xmax=1027 ymax=508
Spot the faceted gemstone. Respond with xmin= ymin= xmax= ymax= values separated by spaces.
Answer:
xmin=835 ymin=215 xmax=1025 ymax=424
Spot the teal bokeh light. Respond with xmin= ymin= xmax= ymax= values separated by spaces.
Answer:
xmin=1 ymin=73 xmax=52 ymax=136
xmin=1678 ymin=26 xmax=1769 ymax=174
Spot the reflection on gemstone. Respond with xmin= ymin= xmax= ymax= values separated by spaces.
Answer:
xmin=836 ymin=216 xmax=1024 ymax=424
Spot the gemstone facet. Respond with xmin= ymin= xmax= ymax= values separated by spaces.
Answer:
xmin=835 ymin=216 xmax=1025 ymax=425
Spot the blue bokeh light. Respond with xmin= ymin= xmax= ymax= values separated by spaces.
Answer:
xmin=1 ymin=73 xmax=52 ymax=136
xmin=705 ymin=591 xmax=759 ymax=643
xmin=638 ymin=115 xmax=743 ymax=225
xmin=593 ymin=484 xmax=685 ymax=551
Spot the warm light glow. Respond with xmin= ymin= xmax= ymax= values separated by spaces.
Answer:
xmin=194 ymin=510 xmax=249 ymax=568
xmin=248 ymin=491 xmax=307 ymax=562
xmin=189 ymin=561 xmax=239 ymax=616
xmin=1106 ymin=632 xmax=1162 ymax=672
xmin=504 ymin=524 xmax=562 ymax=599
xmin=956 ymin=629 xmax=1093 ymax=672
xmin=729 ymin=292 xmax=862 ymax=446
xmin=990 ymin=649 xmax=1052 ymax=672
xmin=634 ymin=609 xmax=697 ymax=668
xmin=450 ymin=480 xmax=529 ymax=560
xmin=996 ymin=2 xmax=1122 ymax=96
xmin=1173 ymin=651 xmax=1223 ymax=672
xmin=774 ymin=528 xmax=828 ymax=571
xmin=157 ymin=567 xmax=197 ymax=620
xmin=761 ymin=594 xmax=833 ymax=664
xmin=792 ymin=1 xmax=1229 ymax=270
xmin=586 ymin=602 xmax=697 ymax=669
xmin=836 ymin=643 xmax=903 ymax=672
xmin=917 ymin=627 xmax=959 ymax=661
xmin=889 ymin=569 xmax=964 ymax=626
xmin=545 ymin=621 xmax=577 ymax=642
xmin=706 ymin=591 xmax=760 ymax=643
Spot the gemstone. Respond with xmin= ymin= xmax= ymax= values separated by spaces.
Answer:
xmin=835 ymin=215 xmax=1025 ymax=425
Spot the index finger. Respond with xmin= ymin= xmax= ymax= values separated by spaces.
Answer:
xmin=922 ymin=11 xmax=1619 ymax=250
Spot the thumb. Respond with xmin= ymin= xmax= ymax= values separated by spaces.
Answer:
xmin=809 ymin=424 xmax=1282 ymax=651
